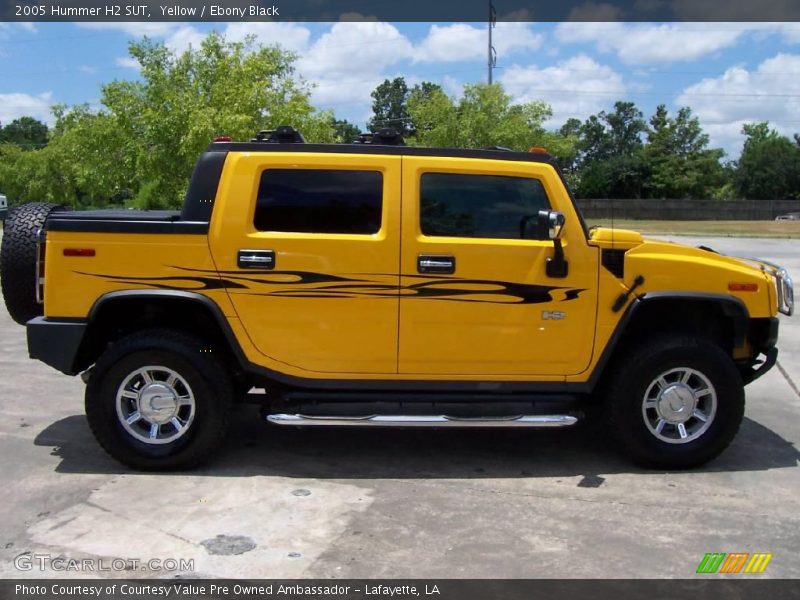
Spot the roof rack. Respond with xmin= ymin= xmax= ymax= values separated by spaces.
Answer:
xmin=251 ymin=125 xmax=306 ymax=144
xmin=353 ymin=128 xmax=405 ymax=146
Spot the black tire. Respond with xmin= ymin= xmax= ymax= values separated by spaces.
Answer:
xmin=0 ymin=202 xmax=59 ymax=325
xmin=604 ymin=335 xmax=745 ymax=469
xmin=85 ymin=329 xmax=232 ymax=471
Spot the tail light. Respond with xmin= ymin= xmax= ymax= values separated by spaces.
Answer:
xmin=35 ymin=228 xmax=46 ymax=304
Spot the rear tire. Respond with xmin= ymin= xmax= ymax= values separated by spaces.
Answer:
xmin=85 ymin=329 xmax=232 ymax=471
xmin=0 ymin=202 xmax=59 ymax=325
xmin=604 ymin=335 xmax=745 ymax=469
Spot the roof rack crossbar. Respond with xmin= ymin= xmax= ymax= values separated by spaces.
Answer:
xmin=252 ymin=125 xmax=306 ymax=144
xmin=353 ymin=128 xmax=405 ymax=146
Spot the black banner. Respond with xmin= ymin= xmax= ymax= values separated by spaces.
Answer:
xmin=4 ymin=0 xmax=800 ymax=22
xmin=2 ymin=580 xmax=800 ymax=600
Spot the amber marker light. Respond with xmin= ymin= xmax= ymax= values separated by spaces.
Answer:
xmin=63 ymin=248 xmax=96 ymax=257
xmin=728 ymin=283 xmax=759 ymax=292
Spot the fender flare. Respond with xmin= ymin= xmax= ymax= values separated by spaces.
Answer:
xmin=585 ymin=291 xmax=750 ymax=391
xmin=86 ymin=289 xmax=251 ymax=370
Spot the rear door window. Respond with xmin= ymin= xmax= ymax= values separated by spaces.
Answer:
xmin=255 ymin=169 xmax=383 ymax=234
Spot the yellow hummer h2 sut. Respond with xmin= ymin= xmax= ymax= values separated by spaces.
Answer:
xmin=1 ymin=127 xmax=794 ymax=470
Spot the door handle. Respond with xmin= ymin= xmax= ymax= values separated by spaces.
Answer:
xmin=418 ymin=254 xmax=456 ymax=274
xmin=238 ymin=249 xmax=275 ymax=269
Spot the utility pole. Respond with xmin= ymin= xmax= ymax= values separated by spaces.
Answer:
xmin=488 ymin=0 xmax=497 ymax=84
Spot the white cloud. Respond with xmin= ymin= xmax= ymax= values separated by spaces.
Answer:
xmin=295 ymin=22 xmax=413 ymax=108
xmin=220 ymin=23 xmax=311 ymax=53
xmin=0 ymin=22 xmax=37 ymax=36
xmin=162 ymin=25 xmax=207 ymax=55
xmin=77 ymin=22 xmax=179 ymax=37
xmin=80 ymin=22 xmax=313 ymax=55
xmin=412 ymin=22 xmax=542 ymax=63
xmin=763 ymin=22 xmax=800 ymax=44
xmin=110 ymin=23 xmax=313 ymax=73
xmin=500 ymin=54 xmax=626 ymax=126
xmin=0 ymin=22 xmax=37 ymax=54
xmin=677 ymin=53 xmax=800 ymax=155
xmin=555 ymin=22 xmax=746 ymax=64
xmin=0 ymin=92 xmax=53 ymax=126
xmin=441 ymin=75 xmax=463 ymax=97
xmin=65 ymin=21 xmax=552 ymax=128
xmin=115 ymin=56 xmax=140 ymax=70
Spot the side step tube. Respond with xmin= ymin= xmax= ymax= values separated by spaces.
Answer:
xmin=266 ymin=414 xmax=578 ymax=428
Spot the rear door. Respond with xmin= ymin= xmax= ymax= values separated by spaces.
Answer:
xmin=209 ymin=152 xmax=401 ymax=375
xmin=398 ymin=156 xmax=598 ymax=377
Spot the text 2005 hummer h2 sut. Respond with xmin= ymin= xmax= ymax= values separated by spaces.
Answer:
xmin=0 ymin=127 xmax=794 ymax=471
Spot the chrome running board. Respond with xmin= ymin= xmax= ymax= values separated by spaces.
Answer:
xmin=266 ymin=414 xmax=578 ymax=428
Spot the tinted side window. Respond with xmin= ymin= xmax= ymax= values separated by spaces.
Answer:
xmin=255 ymin=169 xmax=383 ymax=234
xmin=420 ymin=173 xmax=551 ymax=239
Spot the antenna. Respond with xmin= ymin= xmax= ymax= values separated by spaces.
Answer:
xmin=488 ymin=0 xmax=497 ymax=84
xmin=611 ymin=196 xmax=615 ymax=248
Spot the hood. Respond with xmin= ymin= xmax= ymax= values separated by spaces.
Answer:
xmin=588 ymin=227 xmax=644 ymax=249
xmin=589 ymin=227 xmax=773 ymax=276
xmin=588 ymin=227 xmax=778 ymax=318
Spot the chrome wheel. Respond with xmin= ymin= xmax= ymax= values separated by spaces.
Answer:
xmin=641 ymin=367 xmax=717 ymax=444
xmin=115 ymin=366 xmax=196 ymax=445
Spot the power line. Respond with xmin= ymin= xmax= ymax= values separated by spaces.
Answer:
xmin=487 ymin=0 xmax=497 ymax=84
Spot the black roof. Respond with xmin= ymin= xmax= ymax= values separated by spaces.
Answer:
xmin=205 ymin=142 xmax=556 ymax=165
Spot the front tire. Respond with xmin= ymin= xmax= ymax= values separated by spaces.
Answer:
xmin=85 ymin=329 xmax=232 ymax=471
xmin=605 ymin=335 xmax=745 ymax=469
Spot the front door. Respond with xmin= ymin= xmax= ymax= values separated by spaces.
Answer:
xmin=398 ymin=157 xmax=598 ymax=377
xmin=209 ymin=153 xmax=401 ymax=374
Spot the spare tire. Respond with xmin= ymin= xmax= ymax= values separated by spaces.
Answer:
xmin=1 ymin=202 xmax=59 ymax=325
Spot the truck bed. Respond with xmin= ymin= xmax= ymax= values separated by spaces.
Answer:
xmin=45 ymin=209 xmax=209 ymax=234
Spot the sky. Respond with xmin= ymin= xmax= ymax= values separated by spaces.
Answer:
xmin=2 ymin=21 xmax=800 ymax=157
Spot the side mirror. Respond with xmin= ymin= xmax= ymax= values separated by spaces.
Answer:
xmin=537 ymin=210 xmax=566 ymax=240
xmin=537 ymin=210 xmax=568 ymax=278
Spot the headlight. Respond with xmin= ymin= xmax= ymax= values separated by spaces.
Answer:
xmin=775 ymin=267 xmax=794 ymax=316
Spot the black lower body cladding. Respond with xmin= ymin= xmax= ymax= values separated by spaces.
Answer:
xmin=0 ymin=202 xmax=60 ymax=325
xmin=27 ymin=317 xmax=87 ymax=375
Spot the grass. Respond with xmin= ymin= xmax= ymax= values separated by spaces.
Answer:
xmin=588 ymin=219 xmax=800 ymax=238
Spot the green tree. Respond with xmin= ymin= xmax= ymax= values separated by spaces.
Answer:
xmin=734 ymin=122 xmax=800 ymax=199
xmin=576 ymin=101 xmax=646 ymax=164
xmin=557 ymin=117 xmax=583 ymax=177
xmin=644 ymin=105 xmax=725 ymax=198
xmin=407 ymin=82 xmax=574 ymax=160
xmin=571 ymin=102 xmax=648 ymax=198
xmin=0 ymin=116 xmax=49 ymax=149
xmin=367 ymin=77 xmax=411 ymax=135
xmin=0 ymin=32 xmax=335 ymax=209
xmin=0 ymin=106 xmax=131 ymax=208
xmin=103 ymin=32 xmax=335 ymax=207
xmin=331 ymin=118 xmax=361 ymax=143
xmin=577 ymin=153 xmax=650 ymax=199
xmin=411 ymin=81 xmax=444 ymax=100
xmin=605 ymin=101 xmax=646 ymax=156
